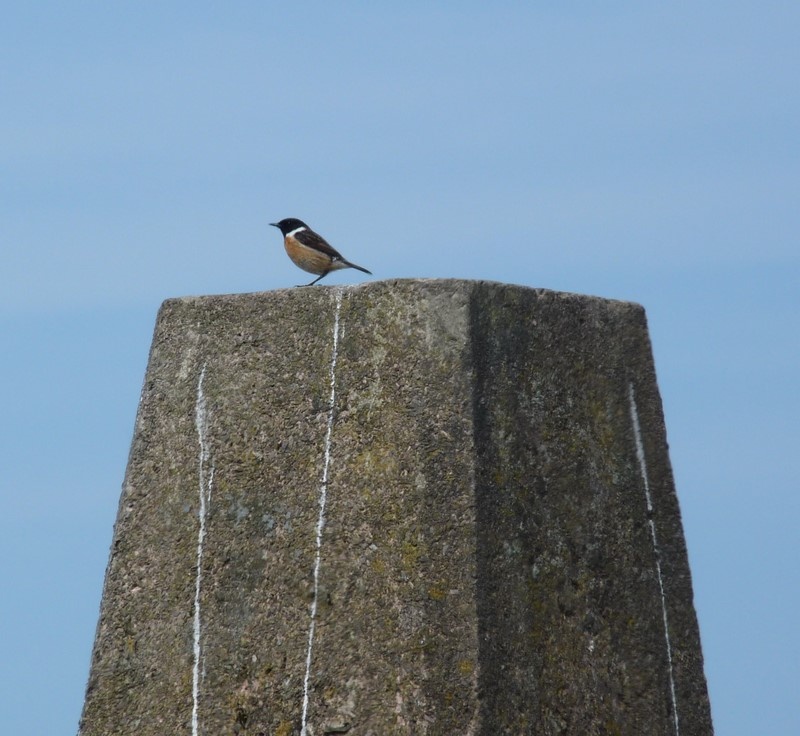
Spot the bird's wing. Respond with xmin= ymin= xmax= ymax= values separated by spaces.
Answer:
xmin=296 ymin=229 xmax=345 ymax=260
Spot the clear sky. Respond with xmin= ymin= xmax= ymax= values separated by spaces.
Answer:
xmin=2 ymin=3 xmax=798 ymax=734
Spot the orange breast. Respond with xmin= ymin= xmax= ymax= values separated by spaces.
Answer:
xmin=284 ymin=236 xmax=333 ymax=275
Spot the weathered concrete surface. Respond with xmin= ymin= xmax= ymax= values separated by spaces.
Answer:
xmin=79 ymin=279 xmax=712 ymax=735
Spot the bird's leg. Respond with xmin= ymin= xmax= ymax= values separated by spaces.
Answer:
xmin=297 ymin=271 xmax=330 ymax=287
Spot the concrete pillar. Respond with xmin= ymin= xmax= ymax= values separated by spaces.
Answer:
xmin=79 ymin=279 xmax=712 ymax=735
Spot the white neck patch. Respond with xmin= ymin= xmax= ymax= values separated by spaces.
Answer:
xmin=287 ymin=226 xmax=307 ymax=237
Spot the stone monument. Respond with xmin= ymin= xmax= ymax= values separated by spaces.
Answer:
xmin=79 ymin=279 xmax=713 ymax=735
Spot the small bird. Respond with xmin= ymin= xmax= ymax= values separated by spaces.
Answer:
xmin=270 ymin=218 xmax=372 ymax=286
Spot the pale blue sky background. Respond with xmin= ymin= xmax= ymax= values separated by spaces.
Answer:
xmin=2 ymin=3 xmax=798 ymax=734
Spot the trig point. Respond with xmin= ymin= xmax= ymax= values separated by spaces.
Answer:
xmin=79 ymin=279 xmax=713 ymax=735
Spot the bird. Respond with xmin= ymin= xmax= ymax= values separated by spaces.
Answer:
xmin=270 ymin=218 xmax=372 ymax=286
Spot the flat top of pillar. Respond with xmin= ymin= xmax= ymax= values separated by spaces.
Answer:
xmin=161 ymin=278 xmax=644 ymax=315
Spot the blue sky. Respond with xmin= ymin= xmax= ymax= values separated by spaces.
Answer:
xmin=2 ymin=3 xmax=798 ymax=734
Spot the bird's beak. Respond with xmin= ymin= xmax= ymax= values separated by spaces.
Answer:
xmin=269 ymin=223 xmax=278 ymax=228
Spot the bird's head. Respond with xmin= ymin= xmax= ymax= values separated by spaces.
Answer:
xmin=270 ymin=218 xmax=307 ymax=235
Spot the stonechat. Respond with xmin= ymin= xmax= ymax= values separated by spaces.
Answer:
xmin=270 ymin=218 xmax=372 ymax=286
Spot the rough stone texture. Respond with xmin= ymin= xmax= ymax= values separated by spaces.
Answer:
xmin=79 ymin=279 xmax=712 ymax=736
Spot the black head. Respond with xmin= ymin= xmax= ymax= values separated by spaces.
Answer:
xmin=270 ymin=218 xmax=308 ymax=235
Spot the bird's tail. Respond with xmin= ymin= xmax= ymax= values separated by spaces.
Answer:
xmin=344 ymin=260 xmax=372 ymax=275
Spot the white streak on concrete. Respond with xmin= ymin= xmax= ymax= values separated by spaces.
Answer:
xmin=301 ymin=289 xmax=343 ymax=736
xmin=193 ymin=364 xmax=215 ymax=736
xmin=628 ymin=383 xmax=680 ymax=736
